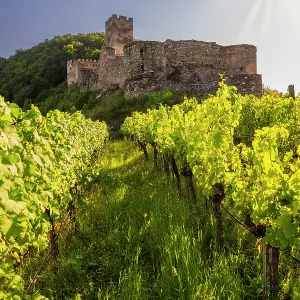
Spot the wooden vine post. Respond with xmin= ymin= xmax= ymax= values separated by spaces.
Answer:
xmin=262 ymin=241 xmax=267 ymax=299
xmin=212 ymin=183 xmax=225 ymax=251
xmin=262 ymin=243 xmax=280 ymax=298
xmin=222 ymin=208 xmax=281 ymax=298
xmin=267 ymin=244 xmax=280 ymax=298
xmin=244 ymin=216 xmax=279 ymax=298
xmin=288 ymin=84 xmax=295 ymax=100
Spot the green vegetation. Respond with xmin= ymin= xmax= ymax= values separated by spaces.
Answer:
xmin=1 ymin=83 xmax=296 ymax=299
xmin=0 ymin=33 xmax=105 ymax=108
xmin=121 ymin=83 xmax=300 ymax=299
xmin=24 ymin=140 xmax=300 ymax=299
xmin=24 ymin=140 xmax=261 ymax=299
xmin=0 ymin=96 xmax=108 ymax=298
xmin=34 ymin=85 xmax=205 ymax=136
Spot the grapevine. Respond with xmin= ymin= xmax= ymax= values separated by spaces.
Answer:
xmin=0 ymin=96 xmax=108 ymax=299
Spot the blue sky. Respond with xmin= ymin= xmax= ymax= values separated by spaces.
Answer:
xmin=0 ymin=0 xmax=299 ymax=93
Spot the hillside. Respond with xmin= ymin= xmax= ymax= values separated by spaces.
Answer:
xmin=0 ymin=33 xmax=105 ymax=108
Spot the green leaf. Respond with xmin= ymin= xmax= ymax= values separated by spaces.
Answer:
xmin=2 ymin=198 xmax=26 ymax=214
xmin=6 ymin=223 xmax=24 ymax=239
xmin=0 ymin=214 xmax=13 ymax=235
xmin=24 ymin=161 xmax=37 ymax=177
xmin=1 ymin=153 xmax=21 ymax=165
xmin=8 ymin=103 xmax=22 ymax=119
xmin=277 ymin=212 xmax=298 ymax=239
xmin=0 ymin=114 xmax=13 ymax=123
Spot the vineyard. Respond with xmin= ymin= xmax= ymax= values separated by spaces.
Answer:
xmin=1 ymin=82 xmax=300 ymax=299
xmin=121 ymin=81 xmax=300 ymax=299
xmin=0 ymin=96 xmax=108 ymax=299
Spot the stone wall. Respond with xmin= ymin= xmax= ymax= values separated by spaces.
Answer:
xmin=67 ymin=60 xmax=79 ymax=85
xmin=67 ymin=59 xmax=100 ymax=90
xmin=123 ymin=41 xmax=166 ymax=96
xmin=105 ymin=14 xmax=134 ymax=55
xmin=123 ymin=40 xmax=225 ymax=95
xmin=98 ymin=47 xmax=125 ymax=88
xmin=122 ymin=39 xmax=262 ymax=96
xmin=225 ymin=74 xmax=262 ymax=97
xmin=164 ymin=40 xmax=222 ymax=93
xmin=221 ymin=45 xmax=257 ymax=75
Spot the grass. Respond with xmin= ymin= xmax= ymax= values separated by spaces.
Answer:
xmin=25 ymin=140 xmax=299 ymax=299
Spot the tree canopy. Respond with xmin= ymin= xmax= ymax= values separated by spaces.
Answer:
xmin=0 ymin=33 xmax=105 ymax=108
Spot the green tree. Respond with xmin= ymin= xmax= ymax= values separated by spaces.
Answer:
xmin=0 ymin=32 xmax=105 ymax=108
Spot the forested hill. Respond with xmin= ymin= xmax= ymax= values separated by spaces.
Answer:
xmin=0 ymin=33 xmax=105 ymax=108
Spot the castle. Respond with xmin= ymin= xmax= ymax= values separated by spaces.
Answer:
xmin=67 ymin=14 xmax=262 ymax=97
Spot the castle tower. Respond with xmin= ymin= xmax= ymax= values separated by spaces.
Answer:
xmin=221 ymin=45 xmax=258 ymax=75
xmin=67 ymin=60 xmax=79 ymax=85
xmin=123 ymin=41 xmax=166 ymax=96
xmin=105 ymin=14 xmax=134 ymax=56
xmin=67 ymin=59 xmax=100 ymax=89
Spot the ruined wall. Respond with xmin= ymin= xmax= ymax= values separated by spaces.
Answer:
xmin=164 ymin=40 xmax=223 ymax=93
xmin=67 ymin=15 xmax=263 ymax=98
xmin=220 ymin=45 xmax=262 ymax=96
xmin=221 ymin=45 xmax=257 ymax=75
xmin=105 ymin=14 xmax=134 ymax=55
xmin=98 ymin=47 xmax=125 ymax=88
xmin=67 ymin=60 xmax=79 ymax=85
xmin=123 ymin=41 xmax=166 ymax=96
xmin=67 ymin=59 xmax=100 ymax=90
xmin=123 ymin=39 xmax=262 ymax=96
xmin=225 ymin=74 xmax=262 ymax=97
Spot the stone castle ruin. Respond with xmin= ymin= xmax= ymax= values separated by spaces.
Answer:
xmin=67 ymin=14 xmax=262 ymax=97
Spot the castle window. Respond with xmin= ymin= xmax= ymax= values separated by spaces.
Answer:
xmin=140 ymin=64 xmax=144 ymax=72
xmin=140 ymin=48 xmax=144 ymax=55
xmin=240 ymin=67 xmax=244 ymax=72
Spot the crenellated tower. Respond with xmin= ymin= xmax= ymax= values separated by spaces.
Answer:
xmin=67 ymin=59 xmax=100 ymax=89
xmin=105 ymin=14 xmax=134 ymax=56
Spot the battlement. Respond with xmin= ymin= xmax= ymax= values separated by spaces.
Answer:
xmin=67 ymin=60 xmax=77 ymax=68
xmin=105 ymin=14 xmax=133 ymax=26
xmin=67 ymin=59 xmax=100 ymax=69
xmin=105 ymin=14 xmax=134 ymax=55
xmin=68 ymin=59 xmax=99 ymax=63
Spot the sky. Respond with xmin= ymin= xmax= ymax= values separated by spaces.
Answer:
xmin=0 ymin=0 xmax=299 ymax=93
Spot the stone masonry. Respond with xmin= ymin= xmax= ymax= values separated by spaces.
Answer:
xmin=67 ymin=14 xmax=263 ymax=97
